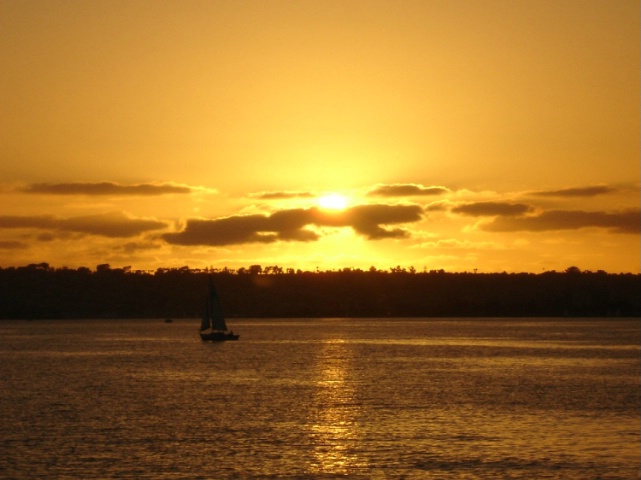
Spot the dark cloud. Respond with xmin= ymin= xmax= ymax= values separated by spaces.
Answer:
xmin=483 ymin=209 xmax=640 ymax=234
xmin=452 ymin=202 xmax=533 ymax=217
xmin=22 ymin=182 xmax=192 ymax=196
xmin=163 ymin=204 xmax=424 ymax=246
xmin=0 ymin=212 xmax=167 ymax=237
xmin=368 ymin=184 xmax=450 ymax=197
xmin=0 ymin=215 xmax=57 ymax=229
xmin=344 ymin=204 xmax=423 ymax=238
xmin=60 ymin=212 xmax=167 ymax=237
xmin=529 ymin=185 xmax=617 ymax=198
xmin=164 ymin=215 xmax=285 ymax=246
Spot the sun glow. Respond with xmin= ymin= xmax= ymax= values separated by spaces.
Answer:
xmin=318 ymin=194 xmax=348 ymax=210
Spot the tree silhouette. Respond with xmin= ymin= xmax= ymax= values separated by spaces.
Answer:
xmin=0 ymin=264 xmax=638 ymax=319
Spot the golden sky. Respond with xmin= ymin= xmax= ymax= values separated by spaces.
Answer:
xmin=1 ymin=0 xmax=639 ymax=273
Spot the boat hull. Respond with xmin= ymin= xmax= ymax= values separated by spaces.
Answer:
xmin=200 ymin=331 xmax=239 ymax=341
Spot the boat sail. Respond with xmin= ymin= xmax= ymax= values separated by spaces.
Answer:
xmin=199 ymin=280 xmax=239 ymax=341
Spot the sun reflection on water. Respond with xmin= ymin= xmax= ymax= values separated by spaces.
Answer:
xmin=308 ymin=338 xmax=365 ymax=476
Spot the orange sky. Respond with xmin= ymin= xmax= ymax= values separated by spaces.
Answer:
xmin=1 ymin=0 xmax=639 ymax=273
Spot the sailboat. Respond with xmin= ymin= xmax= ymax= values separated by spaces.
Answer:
xmin=199 ymin=280 xmax=239 ymax=341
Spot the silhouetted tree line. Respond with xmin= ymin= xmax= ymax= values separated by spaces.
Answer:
xmin=0 ymin=263 xmax=639 ymax=319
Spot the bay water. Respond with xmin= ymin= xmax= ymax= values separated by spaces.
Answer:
xmin=1 ymin=318 xmax=639 ymax=479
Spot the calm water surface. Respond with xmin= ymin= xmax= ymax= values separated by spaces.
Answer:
xmin=1 ymin=318 xmax=639 ymax=479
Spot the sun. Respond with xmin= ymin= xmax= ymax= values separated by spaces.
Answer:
xmin=317 ymin=193 xmax=348 ymax=210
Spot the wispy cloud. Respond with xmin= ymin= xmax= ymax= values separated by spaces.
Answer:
xmin=21 ymin=182 xmax=193 ymax=196
xmin=482 ymin=209 xmax=640 ymax=234
xmin=0 ymin=240 xmax=28 ymax=249
xmin=452 ymin=202 xmax=533 ymax=217
xmin=249 ymin=191 xmax=315 ymax=200
xmin=0 ymin=212 xmax=167 ymax=237
xmin=116 ymin=241 xmax=164 ymax=254
xmin=367 ymin=183 xmax=450 ymax=197
xmin=529 ymin=185 xmax=617 ymax=198
xmin=163 ymin=204 xmax=424 ymax=246
xmin=424 ymin=201 xmax=450 ymax=212
xmin=417 ymin=238 xmax=506 ymax=250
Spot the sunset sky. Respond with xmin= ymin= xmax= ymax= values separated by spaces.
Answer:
xmin=1 ymin=0 xmax=639 ymax=273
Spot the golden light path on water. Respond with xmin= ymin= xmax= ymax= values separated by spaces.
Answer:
xmin=309 ymin=338 xmax=369 ymax=476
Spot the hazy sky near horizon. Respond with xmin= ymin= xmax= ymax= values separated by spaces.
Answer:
xmin=1 ymin=0 xmax=639 ymax=273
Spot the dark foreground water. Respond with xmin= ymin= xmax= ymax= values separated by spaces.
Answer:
xmin=1 ymin=318 xmax=639 ymax=479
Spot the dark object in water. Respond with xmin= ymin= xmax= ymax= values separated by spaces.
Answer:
xmin=199 ymin=278 xmax=239 ymax=341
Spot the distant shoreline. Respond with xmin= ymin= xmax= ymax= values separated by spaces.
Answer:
xmin=2 ymin=264 xmax=640 ymax=319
